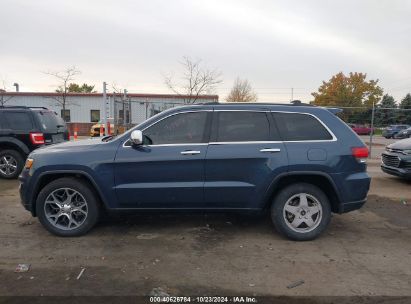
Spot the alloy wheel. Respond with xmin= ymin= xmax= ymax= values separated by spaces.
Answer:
xmin=43 ymin=188 xmax=88 ymax=230
xmin=283 ymin=193 xmax=323 ymax=233
xmin=0 ymin=155 xmax=18 ymax=177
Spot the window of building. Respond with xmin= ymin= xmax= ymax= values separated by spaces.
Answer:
xmin=214 ymin=111 xmax=271 ymax=142
xmin=143 ymin=112 xmax=208 ymax=145
xmin=90 ymin=110 xmax=100 ymax=123
xmin=61 ymin=109 xmax=71 ymax=122
xmin=272 ymin=112 xmax=333 ymax=141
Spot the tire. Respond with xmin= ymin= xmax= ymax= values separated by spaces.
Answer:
xmin=0 ymin=149 xmax=24 ymax=179
xmin=271 ymin=183 xmax=331 ymax=241
xmin=36 ymin=177 xmax=100 ymax=237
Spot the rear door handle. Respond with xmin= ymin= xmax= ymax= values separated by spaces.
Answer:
xmin=260 ymin=148 xmax=281 ymax=153
xmin=181 ymin=150 xmax=201 ymax=155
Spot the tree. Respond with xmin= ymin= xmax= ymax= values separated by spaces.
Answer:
xmin=375 ymin=94 xmax=397 ymax=126
xmin=311 ymin=72 xmax=383 ymax=107
xmin=67 ymin=83 xmax=96 ymax=93
xmin=225 ymin=77 xmax=257 ymax=102
xmin=44 ymin=66 xmax=81 ymax=121
xmin=398 ymin=93 xmax=411 ymax=124
xmin=164 ymin=56 xmax=222 ymax=104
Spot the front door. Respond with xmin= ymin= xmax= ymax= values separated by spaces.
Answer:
xmin=204 ymin=110 xmax=288 ymax=209
xmin=114 ymin=111 xmax=211 ymax=208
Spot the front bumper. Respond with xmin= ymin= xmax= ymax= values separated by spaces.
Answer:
xmin=381 ymin=164 xmax=411 ymax=179
xmin=18 ymin=168 xmax=34 ymax=214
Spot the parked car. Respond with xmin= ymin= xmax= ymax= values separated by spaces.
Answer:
xmin=393 ymin=127 xmax=411 ymax=139
xmin=90 ymin=122 xmax=115 ymax=137
xmin=382 ymin=125 xmax=410 ymax=138
xmin=19 ymin=103 xmax=370 ymax=241
xmin=348 ymin=123 xmax=373 ymax=135
xmin=381 ymin=138 xmax=411 ymax=179
xmin=0 ymin=106 xmax=69 ymax=179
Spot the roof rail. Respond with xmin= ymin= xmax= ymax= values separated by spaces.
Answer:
xmin=198 ymin=101 xmax=314 ymax=106
xmin=0 ymin=105 xmax=29 ymax=109
xmin=0 ymin=106 xmax=49 ymax=110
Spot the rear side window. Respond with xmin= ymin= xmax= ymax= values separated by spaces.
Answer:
xmin=214 ymin=111 xmax=271 ymax=142
xmin=143 ymin=111 xmax=208 ymax=145
xmin=272 ymin=112 xmax=333 ymax=141
xmin=5 ymin=112 xmax=33 ymax=131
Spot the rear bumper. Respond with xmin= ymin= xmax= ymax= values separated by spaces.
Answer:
xmin=381 ymin=164 xmax=411 ymax=179
xmin=331 ymin=171 xmax=370 ymax=214
xmin=339 ymin=199 xmax=366 ymax=213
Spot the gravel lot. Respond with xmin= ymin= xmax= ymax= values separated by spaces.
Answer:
xmin=0 ymin=161 xmax=410 ymax=298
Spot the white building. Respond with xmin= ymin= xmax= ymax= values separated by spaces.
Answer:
xmin=0 ymin=92 xmax=218 ymax=135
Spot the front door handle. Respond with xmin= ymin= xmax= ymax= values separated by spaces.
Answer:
xmin=181 ymin=150 xmax=201 ymax=155
xmin=260 ymin=148 xmax=281 ymax=153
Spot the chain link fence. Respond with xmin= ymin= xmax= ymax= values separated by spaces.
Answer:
xmin=112 ymin=97 xmax=185 ymax=135
xmin=335 ymin=106 xmax=411 ymax=158
xmin=110 ymin=99 xmax=411 ymax=159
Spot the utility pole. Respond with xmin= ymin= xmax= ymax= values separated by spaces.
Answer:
xmin=369 ymin=101 xmax=375 ymax=159
xmin=123 ymin=89 xmax=128 ymax=126
xmin=291 ymin=88 xmax=294 ymax=101
xmin=103 ymin=82 xmax=107 ymax=135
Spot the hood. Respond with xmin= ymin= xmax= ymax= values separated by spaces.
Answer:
xmin=387 ymin=138 xmax=411 ymax=150
xmin=31 ymin=138 xmax=104 ymax=155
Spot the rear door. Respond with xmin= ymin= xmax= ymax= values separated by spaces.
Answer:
xmin=204 ymin=110 xmax=288 ymax=209
xmin=271 ymin=111 xmax=337 ymax=172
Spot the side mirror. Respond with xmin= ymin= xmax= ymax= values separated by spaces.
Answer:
xmin=130 ymin=130 xmax=143 ymax=145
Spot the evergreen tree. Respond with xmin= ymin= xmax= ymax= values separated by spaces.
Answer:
xmin=375 ymin=94 xmax=397 ymax=126
xmin=398 ymin=94 xmax=411 ymax=124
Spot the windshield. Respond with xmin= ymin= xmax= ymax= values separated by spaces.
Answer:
xmin=34 ymin=110 xmax=66 ymax=133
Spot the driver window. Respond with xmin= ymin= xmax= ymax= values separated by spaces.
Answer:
xmin=143 ymin=112 xmax=208 ymax=145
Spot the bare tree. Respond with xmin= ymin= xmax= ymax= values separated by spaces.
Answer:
xmin=44 ymin=66 xmax=81 ymax=121
xmin=164 ymin=56 xmax=222 ymax=104
xmin=0 ymin=80 xmax=13 ymax=106
xmin=226 ymin=77 xmax=258 ymax=102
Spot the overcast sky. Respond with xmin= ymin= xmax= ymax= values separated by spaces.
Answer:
xmin=1 ymin=0 xmax=411 ymax=102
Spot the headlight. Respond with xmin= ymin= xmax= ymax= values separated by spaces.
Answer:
xmin=402 ymin=150 xmax=411 ymax=155
xmin=25 ymin=158 xmax=34 ymax=169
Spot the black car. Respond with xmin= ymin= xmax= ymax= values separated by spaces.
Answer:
xmin=382 ymin=124 xmax=410 ymax=139
xmin=381 ymin=138 xmax=411 ymax=179
xmin=0 ymin=106 xmax=69 ymax=179
xmin=393 ymin=127 xmax=411 ymax=139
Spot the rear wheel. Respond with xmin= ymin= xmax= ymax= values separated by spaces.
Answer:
xmin=271 ymin=183 xmax=331 ymax=241
xmin=0 ymin=149 xmax=24 ymax=179
xmin=36 ymin=178 xmax=100 ymax=236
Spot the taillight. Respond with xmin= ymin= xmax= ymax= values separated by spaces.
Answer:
xmin=352 ymin=147 xmax=369 ymax=162
xmin=30 ymin=132 xmax=45 ymax=145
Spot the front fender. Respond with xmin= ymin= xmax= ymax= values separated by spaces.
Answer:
xmin=27 ymin=165 xmax=118 ymax=214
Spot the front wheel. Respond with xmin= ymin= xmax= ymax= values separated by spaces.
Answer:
xmin=36 ymin=178 xmax=100 ymax=236
xmin=271 ymin=183 xmax=331 ymax=241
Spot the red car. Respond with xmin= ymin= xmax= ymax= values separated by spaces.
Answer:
xmin=348 ymin=124 xmax=373 ymax=135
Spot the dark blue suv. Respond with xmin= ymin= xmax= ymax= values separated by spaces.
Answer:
xmin=19 ymin=103 xmax=371 ymax=241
